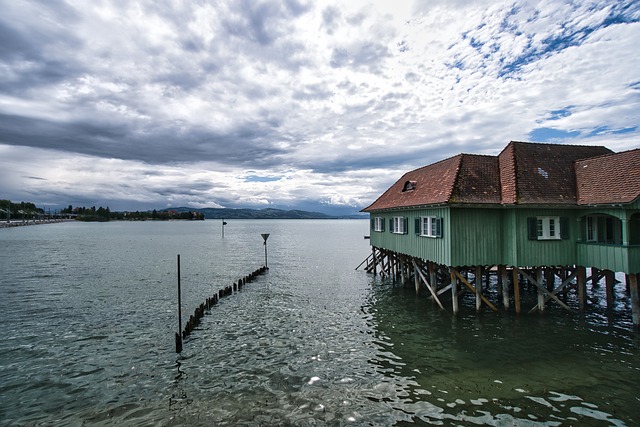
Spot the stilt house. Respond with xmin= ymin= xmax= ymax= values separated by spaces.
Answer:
xmin=361 ymin=141 xmax=640 ymax=324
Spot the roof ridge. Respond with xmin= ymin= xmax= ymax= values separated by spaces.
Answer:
xmin=510 ymin=140 xmax=612 ymax=150
xmin=576 ymin=147 xmax=639 ymax=162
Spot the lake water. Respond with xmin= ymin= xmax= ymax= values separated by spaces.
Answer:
xmin=0 ymin=219 xmax=639 ymax=426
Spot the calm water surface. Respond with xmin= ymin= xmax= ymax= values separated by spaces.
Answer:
xmin=0 ymin=220 xmax=639 ymax=426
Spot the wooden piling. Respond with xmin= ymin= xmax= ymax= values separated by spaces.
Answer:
xmin=513 ymin=268 xmax=521 ymax=314
xmin=500 ymin=265 xmax=510 ymax=309
xmin=358 ymin=247 xmax=638 ymax=325
xmin=475 ymin=266 xmax=482 ymax=313
xmin=630 ymin=273 xmax=639 ymax=327
xmin=175 ymin=264 xmax=269 ymax=352
xmin=577 ymin=266 xmax=587 ymax=311
xmin=605 ymin=270 xmax=615 ymax=307
xmin=451 ymin=269 xmax=459 ymax=315
xmin=536 ymin=268 xmax=545 ymax=313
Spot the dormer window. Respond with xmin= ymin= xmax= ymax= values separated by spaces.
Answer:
xmin=402 ymin=180 xmax=417 ymax=192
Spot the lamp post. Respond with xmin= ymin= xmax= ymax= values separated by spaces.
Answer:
xmin=261 ymin=233 xmax=270 ymax=268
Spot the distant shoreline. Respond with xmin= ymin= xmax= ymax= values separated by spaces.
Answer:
xmin=0 ymin=219 xmax=70 ymax=229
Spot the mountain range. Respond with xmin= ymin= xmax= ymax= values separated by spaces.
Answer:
xmin=162 ymin=207 xmax=365 ymax=220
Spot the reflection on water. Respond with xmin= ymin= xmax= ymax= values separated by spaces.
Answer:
xmin=0 ymin=220 xmax=639 ymax=426
xmin=365 ymin=277 xmax=640 ymax=426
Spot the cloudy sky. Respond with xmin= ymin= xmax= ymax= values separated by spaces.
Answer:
xmin=1 ymin=0 xmax=638 ymax=215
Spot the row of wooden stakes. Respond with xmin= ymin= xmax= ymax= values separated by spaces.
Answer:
xmin=175 ymin=266 xmax=269 ymax=352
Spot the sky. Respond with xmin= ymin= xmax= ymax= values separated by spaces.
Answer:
xmin=0 ymin=0 xmax=638 ymax=215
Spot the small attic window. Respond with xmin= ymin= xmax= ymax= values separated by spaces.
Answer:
xmin=402 ymin=180 xmax=417 ymax=192
xmin=537 ymin=167 xmax=549 ymax=179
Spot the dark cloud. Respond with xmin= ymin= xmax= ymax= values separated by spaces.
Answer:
xmin=0 ymin=1 xmax=637 ymax=214
xmin=0 ymin=113 xmax=288 ymax=167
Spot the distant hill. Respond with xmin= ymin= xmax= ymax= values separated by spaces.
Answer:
xmin=161 ymin=207 xmax=364 ymax=219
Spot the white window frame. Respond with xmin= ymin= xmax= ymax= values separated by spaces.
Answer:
xmin=392 ymin=217 xmax=406 ymax=234
xmin=374 ymin=217 xmax=384 ymax=232
xmin=421 ymin=216 xmax=437 ymax=237
xmin=536 ymin=217 xmax=560 ymax=240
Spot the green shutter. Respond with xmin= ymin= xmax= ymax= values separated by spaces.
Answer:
xmin=436 ymin=217 xmax=443 ymax=238
xmin=560 ymin=217 xmax=570 ymax=239
xmin=380 ymin=218 xmax=385 ymax=232
xmin=389 ymin=218 xmax=393 ymax=232
xmin=415 ymin=217 xmax=421 ymax=235
xmin=527 ymin=217 xmax=538 ymax=240
xmin=370 ymin=218 xmax=374 ymax=230
xmin=403 ymin=217 xmax=408 ymax=234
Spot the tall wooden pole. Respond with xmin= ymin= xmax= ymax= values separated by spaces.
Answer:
xmin=176 ymin=254 xmax=183 ymax=353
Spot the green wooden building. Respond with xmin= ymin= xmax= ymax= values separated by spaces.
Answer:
xmin=361 ymin=141 xmax=640 ymax=324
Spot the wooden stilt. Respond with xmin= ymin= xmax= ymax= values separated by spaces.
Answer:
xmin=413 ymin=260 xmax=444 ymax=310
xmin=630 ymin=274 xmax=640 ymax=327
xmin=485 ymin=266 xmax=492 ymax=289
xmin=451 ymin=269 xmax=459 ymax=315
xmin=577 ymin=266 xmax=587 ymax=311
xmin=500 ymin=265 xmax=510 ymax=309
xmin=475 ymin=266 xmax=482 ymax=312
xmin=545 ymin=268 xmax=555 ymax=291
xmin=429 ymin=262 xmax=437 ymax=295
xmin=519 ymin=267 xmax=573 ymax=313
xmin=371 ymin=248 xmax=378 ymax=276
xmin=592 ymin=268 xmax=601 ymax=288
xmin=605 ymin=270 xmax=615 ymax=308
xmin=536 ymin=268 xmax=545 ymax=312
xmin=513 ymin=268 xmax=521 ymax=314
xmin=452 ymin=268 xmax=498 ymax=312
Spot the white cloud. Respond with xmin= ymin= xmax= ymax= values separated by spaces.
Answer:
xmin=0 ymin=0 xmax=638 ymax=213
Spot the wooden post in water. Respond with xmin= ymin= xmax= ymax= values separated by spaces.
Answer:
xmin=513 ymin=268 xmax=521 ymax=314
xmin=176 ymin=254 xmax=183 ymax=353
xmin=536 ymin=267 xmax=545 ymax=312
xmin=630 ymin=273 xmax=639 ymax=327
xmin=451 ymin=269 xmax=459 ymax=315
xmin=475 ymin=266 xmax=482 ymax=312
xmin=500 ymin=265 xmax=510 ymax=309
xmin=605 ymin=270 xmax=615 ymax=307
xmin=577 ymin=266 xmax=587 ymax=311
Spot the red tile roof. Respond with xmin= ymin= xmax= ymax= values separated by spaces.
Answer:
xmin=451 ymin=154 xmax=501 ymax=204
xmin=363 ymin=141 xmax=632 ymax=212
xmin=500 ymin=141 xmax=613 ymax=205
xmin=575 ymin=148 xmax=640 ymax=205
xmin=363 ymin=155 xmax=462 ymax=211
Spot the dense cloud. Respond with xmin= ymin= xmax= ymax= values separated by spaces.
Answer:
xmin=0 ymin=0 xmax=638 ymax=213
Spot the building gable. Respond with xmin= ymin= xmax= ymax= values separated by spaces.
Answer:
xmin=576 ymin=148 xmax=640 ymax=205
xmin=499 ymin=141 xmax=613 ymax=205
